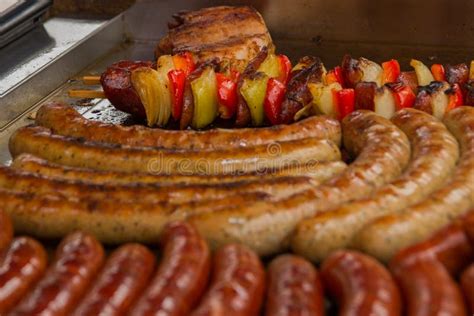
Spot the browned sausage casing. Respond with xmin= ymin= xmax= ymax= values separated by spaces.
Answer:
xmin=463 ymin=211 xmax=474 ymax=246
xmin=72 ymin=244 xmax=155 ymax=316
xmin=9 ymin=232 xmax=104 ymax=316
xmin=321 ymin=250 xmax=401 ymax=316
xmin=0 ymin=165 xmax=318 ymax=205
xmin=461 ymin=263 xmax=474 ymax=314
xmin=9 ymin=125 xmax=341 ymax=175
xmin=0 ymin=209 xmax=13 ymax=253
xmin=291 ymin=108 xmax=459 ymax=262
xmin=390 ymin=222 xmax=473 ymax=276
xmin=35 ymin=102 xmax=342 ymax=150
xmin=265 ymin=254 xmax=325 ymax=316
xmin=390 ymin=259 xmax=468 ymax=316
xmin=11 ymin=153 xmax=347 ymax=187
xmin=190 ymin=243 xmax=265 ymax=316
xmin=0 ymin=185 xmax=269 ymax=245
xmin=191 ymin=110 xmax=410 ymax=256
xmin=354 ymin=106 xmax=474 ymax=262
xmin=0 ymin=237 xmax=47 ymax=314
xmin=129 ymin=222 xmax=210 ymax=316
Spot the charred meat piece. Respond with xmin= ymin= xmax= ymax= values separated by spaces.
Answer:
xmin=280 ymin=56 xmax=324 ymax=124
xmin=156 ymin=6 xmax=274 ymax=71
xmin=100 ymin=61 xmax=155 ymax=120
xmin=413 ymin=81 xmax=450 ymax=118
xmin=445 ymin=63 xmax=469 ymax=86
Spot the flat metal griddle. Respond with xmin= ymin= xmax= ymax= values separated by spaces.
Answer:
xmin=2 ymin=0 xmax=474 ymax=165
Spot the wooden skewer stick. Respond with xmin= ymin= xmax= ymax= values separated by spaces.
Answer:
xmin=68 ymin=89 xmax=106 ymax=99
xmin=82 ymin=75 xmax=101 ymax=85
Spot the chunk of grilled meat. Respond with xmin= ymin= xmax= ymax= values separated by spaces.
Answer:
xmin=156 ymin=6 xmax=274 ymax=72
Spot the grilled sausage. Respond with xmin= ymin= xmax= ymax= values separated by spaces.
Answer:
xmin=321 ymin=250 xmax=401 ymax=316
xmin=390 ymin=259 xmax=468 ymax=316
xmin=190 ymin=110 xmax=410 ymax=256
xmin=35 ymin=102 xmax=342 ymax=150
xmin=0 ymin=209 xmax=13 ymax=253
xmin=463 ymin=211 xmax=474 ymax=245
xmin=72 ymin=244 xmax=155 ymax=316
xmin=265 ymin=254 xmax=325 ymax=316
xmin=291 ymin=108 xmax=459 ymax=262
xmin=9 ymin=125 xmax=341 ymax=175
xmin=9 ymin=232 xmax=104 ymax=316
xmin=390 ymin=221 xmax=473 ymax=276
xmin=353 ymin=106 xmax=474 ymax=262
xmin=190 ymin=243 xmax=265 ymax=316
xmin=129 ymin=222 xmax=210 ymax=316
xmin=461 ymin=263 xmax=474 ymax=314
xmin=0 ymin=237 xmax=47 ymax=314
xmin=0 ymin=186 xmax=270 ymax=244
xmin=100 ymin=60 xmax=155 ymax=120
xmin=12 ymin=153 xmax=347 ymax=186
xmin=0 ymin=165 xmax=318 ymax=205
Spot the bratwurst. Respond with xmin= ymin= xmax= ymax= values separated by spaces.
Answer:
xmin=189 ymin=110 xmax=410 ymax=256
xmin=291 ymin=108 xmax=459 ymax=262
xmin=35 ymin=102 xmax=342 ymax=150
xmin=354 ymin=106 xmax=474 ymax=262
xmin=9 ymin=125 xmax=341 ymax=175
xmin=12 ymin=153 xmax=347 ymax=186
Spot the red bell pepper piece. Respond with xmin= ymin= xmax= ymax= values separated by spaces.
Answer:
xmin=216 ymin=73 xmax=239 ymax=119
xmin=326 ymin=66 xmax=345 ymax=86
xmin=431 ymin=64 xmax=446 ymax=82
xmin=168 ymin=69 xmax=186 ymax=120
xmin=277 ymin=55 xmax=292 ymax=85
xmin=264 ymin=78 xmax=286 ymax=125
xmin=390 ymin=83 xmax=416 ymax=109
xmin=172 ymin=52 xmax=195 ymax=76
xmin=447 ymin=83 xmax=464 ymax=111
xmin=382 ymin=59 xmax=401 ymax=84
xmin=334 ymin=88 xmax=355 ymax=120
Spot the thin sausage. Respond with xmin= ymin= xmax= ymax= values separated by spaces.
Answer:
xmin=9 ymin=232 xmax=104 ymax=316
xmin=265 ymin=254 xmax=325 ymax=316
xmin=129 ymin=221 xmax=210 ymax=315
xmin=0 ymin=187 xmax=269 ymax=244
xmin=72 ymin=244 xmax=155 ymax=316
xmin=291 ymin=108 xmax=459 ymax=262
xmin=35 ymin=102 xmax=342 ymax=149
xmin=0 ymin=165 xmax=318 ymax=204
xmin=9 ymin=125 xmax=341 ymax=175
xmin=353 ymin=106 xmax=474 ymax=262
xmin=390 ymin=222 xmax=473 ymax=276
xmin=0 ymin=209 xmax=13 ymax=253
xmin=190 ymin=110 xmax=410 ymax=256
xmin=190 ymin=243 xmax=265 ymax=316
xmin=11 ymin=153 xmax=347 ymax=186
xmin=0 ymin=237 xmax=47 ymax=314
xmin=321 ymin=250 xmax=401 ymax=316
xmin=460 ymin=263 xmax=474 ymax=314
xmin=390 ymin=259 xmax=468 ymax=316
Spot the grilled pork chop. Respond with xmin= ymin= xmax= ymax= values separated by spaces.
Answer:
xmin=156 ymin=6 xmax=274 ymax=71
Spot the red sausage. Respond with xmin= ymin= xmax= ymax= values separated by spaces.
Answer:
xmin=0 ymin=237 xmax=47 ymax=314
xmin=461 ymin=263 xmax=474 ymax=314
xmin=129 ymin=221 xmax=210 ymax=316
xmin=72 ymin=243 xmax=156 ymax=316
xmin=390 ymin=259 xmax=467 ymax=316
xmin=190 ymin=243 xmax=266 ymax=316
xmin=391 ymin=222 xmax=474 ymax=276
xmin=0 ymin=209 xmax=13 ymax=253
xmin=265 ymin=254 xmax=325 ymax=316
xmin=9 ymin=231 xmax=104 ymax=316
xmin=463 ymin=211 xmax=474 ymax=246
xmin=321 ymin=250 xmax=401 ymax=316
